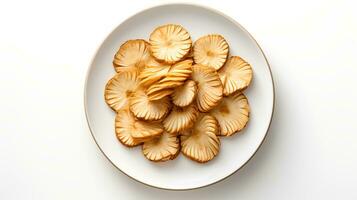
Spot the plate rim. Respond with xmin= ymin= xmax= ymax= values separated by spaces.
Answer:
xmin=83 ymin=2 xmax=275 ymax=191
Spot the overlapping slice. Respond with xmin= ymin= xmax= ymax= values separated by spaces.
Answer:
xmin=181 ymin=114 xmax=220 ymax=163
xmin=129 ymin=87 xmax=171 ymax=121
xmin=146 ymin=59 xmax=193 ymax=100
xmin=191 ymin=64 xmax=223 ymax=112
xmin=193 ymin=34 xmax=229 ymax=70
xmin=171 ymin=80 xmax=197 ymax=107
xmin=139 ymin=64 xmax=170 ymax=87
xmin=149 ymin=24 xmax=192 ymax=64
xmin=104 ymin=70 xmax=140 ymax=112
xmin=210 ymin=92 xmax=250 ymax=136
xmin=115 ymin=110 xmax=142 ymax=147
xmin=115 ymin=110 xmax=164 ymax=147
xmin=131 ymin=120 xmax=164 ymax=141
xmin=163 ymin=104 xmax=199 ymax=134
xmin=142 ymin=131 xmax=180 ymax=162
xmin=218 ymin=56 xmax=253 ymax=95
xmin=113 ymin=39 xmax=152 ymax=72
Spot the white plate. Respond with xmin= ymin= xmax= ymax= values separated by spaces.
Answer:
xmin=84 ymin=3 xmax=274 ymax=190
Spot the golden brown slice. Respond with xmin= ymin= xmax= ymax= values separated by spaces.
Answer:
xmin=131 ymin=120 xmax=164 ymax=141
xmin=163 ymin=104 xmax=199 ymax=134
xmin=218 ymin=56 xmax=253 ymax=95
xmin=210 ymin=92 xmax=250 ymax=136
xmin=129 ymin=87 xmax=171 ymax=121
xmin=171 ymin=80 xmax=197 ymax=107
xmin=180 ymin=114 xmax=220 ymax=163
xmin=139 ymin=64 xmax=170 ymax=87
xmin=149 ymin=24 xmax=192 ymax=64
xmin=142 ymin=131 xmax=180 ymax=162
xmin=104 ymin=70 xmax=140 ymax=112
xmin=146 ymin=59 xmax=193 ymax=100
xmin=113 ymin=39 xmax=152 ymax=72
xmin=146 ymin=89 xmax=174 ymax=101
xmin=193 ymin=34 xmax=229 ymax=70
xmin=115 ymin=110 xmax=142 ymax=147
xmin=191 ymin=64 xmax=223 ymax=112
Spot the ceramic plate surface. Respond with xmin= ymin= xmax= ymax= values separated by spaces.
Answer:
xmin=85 ymin=3 xmax=274 ymax=190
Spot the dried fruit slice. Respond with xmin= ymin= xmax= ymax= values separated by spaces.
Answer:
xmin=146 ymin=89 xmax=174 ymax=101
xmin=113 ymin=39 xmax=151 ymax=72
xmin=129 ymin=87 xmax=171 ymax=121
xmin=115 ymin=110 xmax=142 ymax=147
xmin=210 ymin=92 xmax=250 ymax=136
xmin=146 ymin=59 xmax=193 ymax=100
xmin=163 ymin=104 xmax=199 ymax=134
xmin=149 ymin=24 xmax=192 ymax=64
xmin=139 ymin=64 xmax=170 ymax=87
xmin=191 ymin=64 xmax=223 ymax=112
xmin=171 ymin=80 xmax=197 ymax=107
xmin=131 ymin=120 xmax=164 ymax=141
xmin=104 ymin=70 xmax=140 ymax=112
xmin=218 ymin=56 xmax=253 ymax=95
xmin=180 ymin=114 xmax=220 ymax=163
xmin=142 ymin=131 xmax=180 ymax=162
xmin=193 ymin=34 xmax=229 ymax=70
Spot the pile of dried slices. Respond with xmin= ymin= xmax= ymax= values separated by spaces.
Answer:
xmin=105 ymin=24 xmax=253 ymax=163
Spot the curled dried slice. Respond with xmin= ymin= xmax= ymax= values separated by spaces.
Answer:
xmin=139 ymin=64 xmax=170 ymax=87
xmin=171 ymin=80 xmax=197 ymax=107
xmin=113 ymin=39 xmax=151 ymax=72
xmin=142 ymin=131 xmax=180 ymax=162
xmin=191 ymin=64 xmax=223 ymax=112
xmin=181 ymin=114 xmax=220 ymax=163
xmin=115 ymin=110 xmax=142 ymax=147
xmin=218 ymin=56 xmax=253 ymax=95
xmin=104 ymin=70 xmax=140 ymax=112
xmin=163 ymin=104 xmax=199 ymax=134
xmin=146 ymin=89 xmax=174 ymax=101
xmin=132 ymin=120 xmax=164 ymax=141
xmin=147 ymin=59 xmax=193 ymax=100
xmin=210 ymin=92 xmax=250 ymax=136
xmin=193 ymin=34 xmax=229 ymax=70
xmin=149 ymin=24 xmax=192 ymax=64
xmin=130 ymin=87 xmax=170 ymax=121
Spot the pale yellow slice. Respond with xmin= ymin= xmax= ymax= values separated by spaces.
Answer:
xmin=104 ymin=70 xmax=140 ymax=112
xmin=210 ymin=92 xmax=250 ymax=136
xmin=139 ymin=64 xmax=170 ymax=87
xmin=181 ymin=114 xmax=220 ymax=163
xmin=171 ymin=80 xmax=197 ymax=107
xmin=129 ymin=87 xmax=171 ymax=121
xmin=193 ymin=34 xmax=229 ymax=70
xmin=146 ymin=59 xmax=193 ymax=100
xmin=131 ymin=120 xmax=164 ymax=141
xmin=115 ymin=110 xmax=142 ymax=147
xmin=163 ymin=104 xmax=199 ymax=134
xmin=218 ymin=56 xmax=253 ymax=95
xmin=191 ymin=64 xmax=223 ymax=112
xmin=113 ymin=39 xmax=151 ymax=72
xmin=149 ymin=24 xmax=192 ymax=64
xmin=142 ymin=131 xmax=180 ymax=162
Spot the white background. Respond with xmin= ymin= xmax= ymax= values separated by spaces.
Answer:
xmin=1 ymin=0 xmax=356 ymax=199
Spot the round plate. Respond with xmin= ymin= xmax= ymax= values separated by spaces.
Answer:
xmin=84 ymin=3 xmax=274 ymax=190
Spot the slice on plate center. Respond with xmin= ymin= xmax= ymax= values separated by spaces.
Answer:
xmin=181 ymin=114 xmax=220 ymax=163
xmin=218 ymin=56 xmax=253 ymax=95
xmin=142 ymin=131 xmax=180 ymax=162
xmin=210 ymin=91 xmax=250 ymax=136
xmin=104 ymin=70 xmax=140 ymax=112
